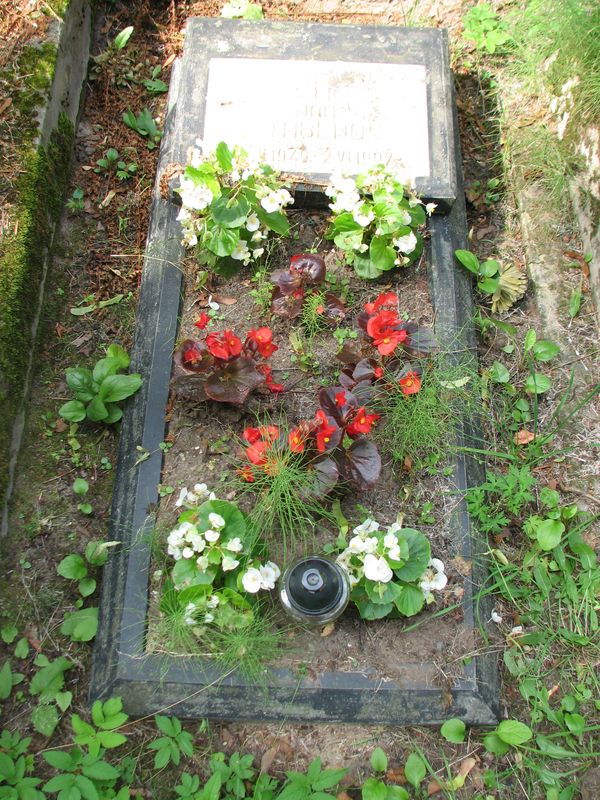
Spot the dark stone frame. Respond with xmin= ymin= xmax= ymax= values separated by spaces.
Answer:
xmin=90 ymin=21 xmax=499 ymax=725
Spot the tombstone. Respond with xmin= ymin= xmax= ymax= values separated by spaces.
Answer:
xmin=90 ymin=19 xmax=499 ymax=725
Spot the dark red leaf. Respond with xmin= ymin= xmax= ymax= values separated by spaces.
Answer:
xmin=173 ymin=338 xmax=214 ymax=373
xmin=403 ymin=324 xmax=437 ymax=355
xmin=301 ymin=457 xmax=339 ymax=499
xmin=270 ymin=269 xmax=303 ymax=296
xmin=204 ymin=358 xmax=265 ymax=404
xmin=318 ymin=386 xmax=358 ymax=426
xmin=338 ymin=340 xmax=364 ymax=365
xmin=353 ymin=358 xmax=378 ymax=383
xmin=290 ymin=253 xmax=326 ymax=285
xmin=323 ymin=292 xmax=346 ymax=323
xmin=271 ymin=289 xmax=304 ymax=319
xmin=336 ymin=439 xmax=381 ymax=489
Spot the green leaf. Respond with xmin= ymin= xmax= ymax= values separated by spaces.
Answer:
xmin=525 ymin=372 xmax=552 ymax=394
xmin=60 ymin=607 xmax=98 ymax=642
xmin=66 ymin=368 xmax=93 ymax=395
xmin=55 ymin=691 xmax=72 ymax=712
xmin=535 ymin=519 xmax=565 ymax=551
xmin=353 ymin=255 xmax=382 ymax=280
xmin=370 ymin=747 xmax=388 ymax=772
xmin=29 ymin=657 xmax=72 ymax=699
xmin=75 ymin=773 xmax=100 ymax=800
xmin=489 ymin=361 xmax=510 ymax=384
xmin=155 ymin=715 xmax=176 ymax=736
xmin=483 ymin=732 xmax=510 ymax=756
xmin=59 ymin=400 xmax=86 ymax=422
xmin=478 ymin=276 xmax=500 ymax=293
xmin=370 ymin=236 xmax=396 ymax=271
xmin=43 ymin=774 xmax=76 ymax=792
xmin=361 ymin=777 xmax=388 ymax=800
xmin=496 ymin=719 xmax=532 ymax=745
xmin=215 ymin=142 xmax=233 ymax=171
xmin=0 ymin=661 xmax=13 ymax=699
xmin=78 ymin=577 xmax=97 ymax=597
xmin=57 ymin=554 xmax=87 ymax=580
xmin=569 ymin=285 xmax=582 ymax=318
xmin=98 ymin=374 xmax=142 ymax=404
xmin=82 ymin=760 xmax=120 ymax=781
xmin=106 ymin=344 xmax=130 ymax=369
xmin=72 ymin=478 xmax=89 ymax=495
xmin=44 ymin=750 xmax=75 ymax=770
xmin=394 ymin=583 xmax=425 ymax=617
xmin=535 ymin=734 xmax=578 ymax=759
xmin=393 ymin=529 xmax=431 ymax=581
xmin=98 ymin=730 xmax=127 ymax=749
xmin=331 ymin=212 xmax=362 ymax=232
xmin=206 ymin=225 xmax=240 ymax=257
xmin=86 ymin=396 xmax=108 ymax=422
xmin=257 ymin=207 xmax=290 ymax=237
xmin=479 ymin=259 xmax=500 ymax=278
xmin=564 ymin=712 xmax=586 ymax=736
xmin=404 ymin=752 xmax=426 ymax=788
xmin=114 ymin=26 xmax=133 ymax=49
xmin=532 ymin=340 xmax=560 ymax=362
xmin=92 ymin=356 xmax=121 ymax=385
xmin=32 ymin=703 xmax=60 ymax=737
xmin=440 ymin=718 xmax=466 ymax=743
xmin=1 ymin=624 xmax=17 ymax=643
xmin=524 ymin=329 xmax=537 ymax=352
xmin=211 ymin=195 xmax=250 ymax=228
xmin=454 ymin=249 xmax=480 ymax=274
xmin=14 ymin=637 xmax=29 ymax=659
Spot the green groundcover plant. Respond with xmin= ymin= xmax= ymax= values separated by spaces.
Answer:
xmin=59 ymin=344 xmax=142 ymax=425
xmin=175 ymin=141 xmax=293 ymax=276
xmin=324 ymin=167 xmax=433 ymax=279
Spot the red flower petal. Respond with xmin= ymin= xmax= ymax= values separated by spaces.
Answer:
xmin=399 ymin=371 xmax=421 ymax=396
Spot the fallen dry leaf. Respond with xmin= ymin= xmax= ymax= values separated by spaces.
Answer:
xmin=336 ymin=793 xmax=352 ymax=800
xmin=403 ymin=455 xmax=413 ymax=472
xmin=451 ymin=555 xmax=472 ymax=576
xmin=321 ymin=622 xmax=336 ymax=637
xmin=385 ymin=768 xmax=407 ymax=785
xmin=514 ymin=429 xmax=535 ymax=445
xmin=163 ymin=53 xmax=177 ymax=68
xmin=260 ymin=746 xmax=279 ymax=774
xmin=54 ymin=322 xmax=67 ymax=338
xmin=0 ymin=97 xmax=13 ymax=115
xmin=54 ymin=419 xmax=68 ymax=433
xmin=72 ymin=332 xmax=93 ymax=348
xmin=212 ymin=294 xmax=238 ymax=305
xmin=427 ymin=756 xmax=477 ymax=795
xmin=99 ymin=189 xmax=116 ymax=209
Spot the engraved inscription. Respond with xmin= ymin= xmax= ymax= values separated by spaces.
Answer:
xmin=203 ymin=59 xmax=430 ymax=179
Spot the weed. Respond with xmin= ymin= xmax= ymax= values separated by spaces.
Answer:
xmin=462 ymin=2 xmax=512 ymax=54
xmin=66 ymin=187 xmax=84 ymax=212
xmin=301 ymin=289 xmax=328 ymax=339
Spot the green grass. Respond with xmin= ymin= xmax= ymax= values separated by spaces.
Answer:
xmin=374 ymin=355 xmax=481 ymax=467
xmin=301 ymin=290 xmax=328 ymax=339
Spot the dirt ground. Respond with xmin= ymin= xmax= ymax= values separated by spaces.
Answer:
xmin=0 ymin=0 xmax=598 ymax=797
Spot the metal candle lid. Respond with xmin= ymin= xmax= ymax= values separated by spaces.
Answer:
xmin=279 ymin=556 xmax=350 ymax=625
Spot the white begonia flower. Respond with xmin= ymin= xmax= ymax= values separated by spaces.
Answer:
xmin=242 ymin=567 xmax=263 ymax=594
xmin=185 ymin=492 xmax=198 ymax=505
xmin=362 ymin=536 xmax=379 ymax=555
xmin=167 ymin=530 xmax=184 ymax=547
xmin=186 ymin=533 xmax=205 ymax=552
xmin=176 ymin=207 xmax=191 ymax=222
xmin=332 ymin=191 xmax=361 ymax=214
xmin=179 ymin=177 xmax=213 ymax=211
xmin=348 ymin=535 xmax=367 ymax=553
xmin=491 ymin=610 xmax=503 ymax=624
xmin=253 ymin=247 xmax=265 ymax=259
xmin=384 ymin=532 xmax=398 ymax=549
xmin=208 ymin=512 xmax=226 ymax=530
xmin=231 ymin=239 xmax=250 ymax=261
xmin=222 ymin=556 xmax=240 ymax=572
xmin=261 ymin=191 xmax=281 ymax=213
xmin=277 ymin=188 xmax=294 ymax=207
xmin=393 ymin=231 xmax=418 ymax=254
xmin=259 ymin=561 xmax=281 ymax=590
xmin=407 ymin=194 xmax=421 ymax=207
xmin=358 ymin=242 xmax=369 ymax=253
xmin=225 ymin=537 xmax=243 ymax=553
xmin=182 ymin=231 xmax=198 ymax=248
xmin=419 ymin=558 xmax=448 ymax=594
xmin=363 ymin=553 xmax=393 ymax=583
xmin=353 ymin=205 xmax=375 ymax=227
xmin=190 ymin=147 xmax=203 ymax=168
xmin=181 ymin=547 xmax=195 ymax=560
xmin=353 ymin=518 xmax=380 ymax=536
xmin=251 ymin=230 xmax=265 ymax=242
xmin=387 ymin=522 xmax=402 ymax=535
xmin=387 ymin=546 xmax=401 ymax=562
xmin=266 ymin=560 xmax=281 ymax=580
xmin=230 ymin=168 xmax=241 ymax=182
xmin=204 ymin=612 xmax=215 ymax=624
xmin=184 ymin=602 xmax=197 ymax=625
xmin=510 ymin=625 xmax=524 ymax=635
xmin=246 ymin=212 xmax=260 ymax=232
xmin=425 ymin=202 xmax=437 ymax=216
xmin=207 ymin=595 xmax=220 ymax=608
xmin=204 ymin=529 xmax=220 ymax=543
xmin=175 ymin=487 xmax=189 ymax=507
xmin=169 ymin=546 xmax=182 ymax=560
xmin=196 ymin=555 xmax=209 ymax=570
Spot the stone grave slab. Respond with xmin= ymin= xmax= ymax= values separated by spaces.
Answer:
xmin=171 ymin=19 xmax=458 ymax=209
xmin=90 ymin=20 xmax=499 ymax=725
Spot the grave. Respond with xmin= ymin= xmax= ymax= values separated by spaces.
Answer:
xmin=90 ymin=19 xmax=499 ymax=724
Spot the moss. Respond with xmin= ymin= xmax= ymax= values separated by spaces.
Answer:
xmin=0 ymin=112 xmax=74 ymax=500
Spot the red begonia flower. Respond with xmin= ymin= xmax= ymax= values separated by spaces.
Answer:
xmin=288 ymin=427 xmax=307 ymax=453
xmin=194 ymin=312 xmax=210 ymax=330
xmin=335 ymin=391 xmax=347 ymax=407
xmin=399 ymin=371 xmax=421 ymax=396
xmin=206 ymin=330 xmax=242 ymax=360
xmin=243 ymin=427 xmax=261 ymax=444
xmin=246 ymin=441 xmax=269 ymax=465
xmin=182 ymin=343 xmax=204 ymax=365
xmin=373 ymin=328 xmax=407 ymax=356
xmin=346 ymin=407 xmax=380 ymax=437
xmin=366 ymin=310 xmax=401 ymax=339
xmin=373 ymin=366 xmax=384 ymax=378
xmin=314 ymin=410 xmax=338 ymax=453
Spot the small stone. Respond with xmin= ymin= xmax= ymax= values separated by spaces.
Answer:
xmin=581 ymin=768 xmax=600 ymax=800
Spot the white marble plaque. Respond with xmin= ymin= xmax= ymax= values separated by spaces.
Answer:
xmin=203 ymin=59 xmax=430 ymax=180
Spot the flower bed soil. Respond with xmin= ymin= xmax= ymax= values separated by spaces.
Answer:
xmin=146 ymin=212 xmax=474 ymax=685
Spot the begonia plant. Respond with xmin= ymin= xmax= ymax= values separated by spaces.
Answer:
xmin=334 ymin=516 xmax=447 ymax=619
xmin=325 ymin=167 xmax=434 ymax=279
xmin=175 ymin=140 xmax=294 ymax=276
xmin=269 ymin=253 xmax=346 ymax=325
xmin=172 ymin=326 xmax=283 ymax=404
xmin=238 ymin=386 xmax=382 ymax=495
xmin=162 ymin=485 xmax=280 ymax=635
xmin=336 ymin=291 xmax=435 ymax=403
